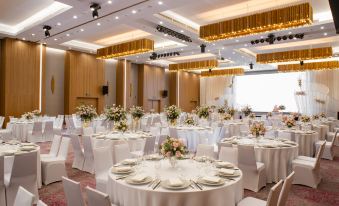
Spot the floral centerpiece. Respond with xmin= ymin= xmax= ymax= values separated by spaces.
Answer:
xmin=115 ymin=121 xmax=128 ymax=133
xmin=279 ymin=105 xmax=286 ymax=111
xmin=217 ymin=106 xmax=226 ymax=114
xmin=22 ymin=112 xmax=34 ymax=120
xmin=320 ymin=113 xmax=326 ymax=118
xmin=241 ymin=105 xmax=252 ymax=117
xmin=104 ymin=104 xmax=126 ymax=123
xmin=223 ymin=113 xmax=232 ymax=120
xmin=129 ymin=106 xmax=144 ymax=120
xmin=291 ymin=112 xmax=300 ymax=121
xmin=300 ymin=115 xmax=311 ymax=123
xmin=284 ymin=117 xmax=296 ymax=128
xmin=184 ymin=116 xmax=195 ymax=126
xmin=266 ymin=112 xmax=273 ymax=118
xmin=165 ymin=105 xmax=181 ymax=125
xmin=249 ymin=113 xmax=256 ymax=119
xmin=32 ymin=110 xmax=41 ymax=117
xmin=226 ymin=107 xmax=236 ymax=117
xmin=250 ymin=122 xmax=266 ymax=138
xmin=160 ymin=137 xmax=188 ymax=168
xmin=312 ymin=114 xmax=319 ymax=120
xmin=196 ymin=106 xmax=210 ymax=119
xmin=76 ymin=105 xmax=97 ymax=126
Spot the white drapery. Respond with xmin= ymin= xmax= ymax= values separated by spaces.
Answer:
xmin=200 ymin=76 xmax=233 ymax=106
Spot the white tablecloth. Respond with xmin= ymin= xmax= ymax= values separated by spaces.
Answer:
xmin=7 ymin=122 xmax=34 ymax=141
xmin=312 ymin=124 xmax=329 ymax=141
xmin=107 ymin=159 xmax=243 ymax=206
xmin=173 ymin=126 xmax=212 ymax=152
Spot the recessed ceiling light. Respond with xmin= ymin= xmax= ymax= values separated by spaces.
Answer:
xmin=324 ymin=32 xmax=328 ymax=36
xmin=137 ymin=56 xmax=139 ymax=58
xmin=241 ymin=56 xmax=244 ymax=58
xmin=288 ymin=31 xmax=292 ymax=34
xmin=54 ymin=38 xmax=58 ymax=41
xmin=57 ymin=22 xmax=61 ymax=26
xmin=320 ymin=26 xmax=324 ymax=30
xmin=207 ymin=49 xmax=210 ymax=52
xmin=244 ymin=44 xmax=247 ymax=47
xmin=232 ymin=51 xmax=235 ymax=54
xmin=212 ymin=43 xmax=215 ymax=46
xmin=222 ymin=47 xmax=225 ymax=50
xmin=73 ymin=15 xmax=78 ymax=19
xmin=158 ymin=1 xmax=163 ymax=5
xmin=22 ymin=38 xmax=26 ymax=40
xmin=164 ymin=34 xmax=168 ymax=36
xmin=132 ymin=10 xmax=137 ymax=14
xmin=115 ymin=16 xmax=119 ymax=19
xmin=66 ymin=34 xmax=70 ymax=36
xmin=235 ymin=39 xmax=239 ymax=42
xmin=80 ymin=28 xmax=84 ymax=32
xmin=260 ymin=36 xmax=264 ymax=39
xmin=97 ymin=22 xmax=101 ymax=26
xmin=159 ymin=21 xmax=163 ymax=24
xmin=31 ymin=33 xmax=35 ymax=36
xmin=108 ymin=0 xmax=112 ymax=4
xmin=180 ymin=30 xmax=184 ymax=33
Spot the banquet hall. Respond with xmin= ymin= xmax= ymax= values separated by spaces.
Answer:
xmin=0 ymin=0 xmax=339 ymax=205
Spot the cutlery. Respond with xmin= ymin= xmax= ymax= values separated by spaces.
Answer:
xmin=192 ymin=180 xmax=203 ymax=190
xmin=148 ymin=179 xmax=157 ymax=187
xmin=153 ymin=180 xmax=161 ymax=190
xmin=116 ymin=174 xmax=133 ymax=180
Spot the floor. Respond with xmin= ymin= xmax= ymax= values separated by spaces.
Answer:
xmin=37 ymin=142 xmax=339 ymax=206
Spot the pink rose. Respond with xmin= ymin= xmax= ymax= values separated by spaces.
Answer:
xmin=166 ymin=152 xmax=171 ymax=157
xmin=173 ymin=142 xmax=179 ymax=148
xmin=175 ymin=151 xmax=181 ymax=157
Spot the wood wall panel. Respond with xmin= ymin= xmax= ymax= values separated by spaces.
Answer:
xmin=64 ymin=50 xmax=104 ymax=114
xmin=0 ymin=38 xmax=45 ymax=126
xmin=179 ymin=71 xmax=200 ymax=112
xmin=116 ymin=59 xmax=134 ymax=108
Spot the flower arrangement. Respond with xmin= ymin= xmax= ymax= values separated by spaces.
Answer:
xmin=223 ymin=113 xmax=232 ymax=120
xmin=160 ymin=137 xmax=188 ymax=159
xmin=104 ymin=104 xmax=126 ymax=122
xmin=114 ymin=121 xmax=128 ymax=132
xmin=312 ymin=114 xmax=319 ymax=120
xmin=300 ymin=115 xmax=311 ymax=123
xmin=241 ymin=105 xmax=252 ymax=117
xmin=196 ymin=106 xmax=210 ymax=119
xmin=76 ymin=105 xmax=97 ymax=122
xmin=22 ymin=112 xmax=34 ymax=120
xmin=217 ymin=106 xmax=226 ymax=114
xmin=291 ymin=112 xmax=300 ymax=121
xmin=129 ymin=106 xmax=144 ymax=120
xmin=226 ymin=107 xmax=236 ymax=116
xmin=165 ymin=105 xmax=181 ymax=124
xmin=249 ymin=113 xmax=256 ymax=119
xmin=279 ymin=105 xmax=286 ymax=111
xmin=320 ymin=113 xmax=326 ymax=118
xmin=284 ymin=117 xmax=296 ymax=128
xmin=250 ymin=122 xmax=266 ymax=137
xmin=184 ymin=116 xmax=195 ymax=125
xmin=267 ymin=112 xmax=273 ymax=118
xmin=32 ymin=110 xmax=41 ymax=116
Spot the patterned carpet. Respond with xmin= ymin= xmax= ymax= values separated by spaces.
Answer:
xmin=37 ymin=142 xmax=339 ymax=206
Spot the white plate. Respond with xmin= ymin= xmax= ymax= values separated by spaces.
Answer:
xmin=111 ymin=167 xmax=134 ymax=174
xmin=161 ymin=179 xmax=190 ymax=190
xmin=125 ymin=176 xmax=153 ymax=185
xmin=198 ymin=177 xmax=225 ymax=186
xmin=218 ymin=170 xmax=240 ymax=177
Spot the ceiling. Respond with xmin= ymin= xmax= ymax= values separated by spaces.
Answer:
xmin=0 ymin=0 xmax=337 ymax=72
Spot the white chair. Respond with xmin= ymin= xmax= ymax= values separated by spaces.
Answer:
xmin=53 ymin=118 xmax=63 ymax=135
xmin=238 ymin=144 xmax=266 ymax=192
xmin=83 ymin=127 xmax=94 ymax=136
xmin=27 ymin=121 xmax=43 ymax=142
xmin=237 ymin=180 xmax=283 ymax=206
xmin=13 ymin=186 xmax=35 ymax=206
xmin=0 ymin=116 xmax=4 ymax=128
xmin=196 ymin=144 xmax=215 ymax=159
xmin=114 ymin=144 xmax=132 ymax=163
xmin=6 ymin=152 xmax=38 ymax=206
xmin=0 ymin=156 xmax=5 ymax=206
xmin=41 ymin=135 xmax=62 ymax=159
xmin=218 ymin=146 xmax=238 ymax=165
xmin=93 ymin=147 xmax=113 ymax=192
xmin=131 ymin=136 xmax=156 ymax=157
xmin=209 ymin=126 xmax=222 ymax=145
xmin=86 ymin=186 xmax=117 ymax=206
xmin=43 ymin=121 xmax=54 ymax=141
xmin=277 ymin=172 xmax=295 ymax=206
xmin=95 ymin=126 xmax=106 ymax=134
xmin=37 ymin=200 xmax=48 ymax=206
xmin=292 ymin=141 xmax=325 ymax=188
xmin=42 ymin=137 xmax=70 ymax=185
xmin=150 ymin=126 xmax=161 ymax=138
xmin=315 ymin=130 xmax=338 ymax=160
xmin=70 ymin=134 xmax=85 ymax=170
xmin=83 ymin=135 xmax=95 ymax=173
xmin=62 ymin=177 xmax=85 ymax=206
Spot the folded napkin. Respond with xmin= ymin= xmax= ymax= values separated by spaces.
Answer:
xmin=20 ymin=146 xmax=36 ymax=151
xmin=168 ymin=178 xmax=183 ymax=187
xmin=114 ymin=166 xmax=132 ymax=172
xmin=202 ymin=176 xmax=221 ymax=183
xmin=216 ymin=161 xmax=233 ymax=168
xmin=123 ymin=158 xmax=137 ymax=164
xmin=21 ymin=143 xmax=35 ymax=146
xmin=131 ymin=174 xmax=147 ymax=182
xmin=2 ymin=150 xmax=16 ymax=156
xmin=219 ymin=168 xmax=235 ymax=175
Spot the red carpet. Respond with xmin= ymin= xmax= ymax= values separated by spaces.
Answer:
xmin=38 ymin=142 xmax=339 ymax=206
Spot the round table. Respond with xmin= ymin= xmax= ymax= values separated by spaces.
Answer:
xmin=227 ymin=138 xmax=298 ymax=183
xmin=7 ymin=121 xmax=34 ymax=141
xmin=172 ymin=126 xmax=212 ymax=152
xmin=312 ymin=124 xmax=329 ymax=140
xmin=107 ymin=159 xmax=243 ymax=206
xmin=277 ymin=129 xmax=318 ymax=156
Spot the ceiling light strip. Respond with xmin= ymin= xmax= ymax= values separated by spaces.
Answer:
xmin=199 ymin=3 xmax=313 ymax=42
xmin=97 ymin=38 xmax=154 ymax=59
xmin=257 ymin=47 xmax=332 ymax=64
xmin=169 ymin=59 xmax=218 ymax=71
xmin=278 ymin=61 xmax=339 ymax=72
xmin=201 ymin=68 xmax=244 ymax=77
xmin=155 ymin=13 xmax=198 ymax=33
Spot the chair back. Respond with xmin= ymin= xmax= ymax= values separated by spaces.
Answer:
xmin=237 ymin=145 xmax=257 ymax=170
xmin=43 ymin=121 xmax=54 ymax=133
xmin=266 ymin=180 xmax=283 ymax=206
xmin=330 ymin=130 xmax=338 ymax=146
xmin=85 ymin=186 xmax=111 ymax=206
xmin=93 ymin=147 xmax=113 ymax=177
xmin=62 ymin=177 xmax=85 ymax=206
xmin=95 ymin=126 xmax=106 ymax=134
xmin=0 ymin=156 xmax=5 ymax=206
xmin=58 ymin=137 xmax=70 ymax=160
xmin=219 ymin=146 xmax=238 ymax=165
xmin=37 ymin=200 xmax=48 ymax=206
xmin=13 ymin=186 xmax=35 ymax=206
xmin=196 ymin=144 xmax=214 ymax=159
xmin=32 ymin=122 xmax=43 ymax=134
xmin=150 ymin=127 xmax=161 ymax=137
xmin=315 ymin=141 xmax=326 ymax=169
xmin=71 ymin=134 xmax=84 ymax=156
xmin=0 ymin=116 xmax=4 ymax=128
xmin=114 ymin=144 xmax=131 ymax=163
xmin=278 ymin=172 xmax=295 ymax=206
xmin=210 ymin=126 xmax=222 ymax=144
xmin=83 ymin=135 xmax=94 ymax=160
xmin=158 ymin=135 xmax=168 ymax=146
xmin=49 ymin=135 xmax=62 ymax=156
xmin=83 ymin=127 xmax=94 ymax=136
xmin=143 ymin=136 xmax=156 ymax=155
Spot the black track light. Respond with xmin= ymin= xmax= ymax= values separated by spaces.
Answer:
xmin=200 ymin=44 xmax=206 ymax=53
xmin=249 ymin=62 xmax=254 ymax=70
xmin=282 ymin=36 xmax=288 ymax=40
xmin=90 ymin=3 xmax=101 ymax=19
xmin=260 ymin=39 xmax=265 ymax=43
xmin=277 ymin=36 xmax=282 ymax=41
xmin=300 ymin=61 xmax=304 ymax=66
xmin=43 ymin=25 xmax=51 ymax=37
xmin=288 ymin=35 xmax=294 ymax=39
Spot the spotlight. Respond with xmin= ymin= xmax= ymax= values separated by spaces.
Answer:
xmin=200 ymin=44 xmax=206 ymax=53
xmin=282 ymin=36 xmax=288 ymax=40
xmin=277 ymin=36 xmax=282 ymax=41
xmin=43 ymin=25 xmax=51 ymax=37
xmin=251 ymin=40 xmax=255 ymax=45
xmin=90 ymin=3 xmax=101 ymax=19
xmin=300 ymin=61 xmax=304 ymax=66
xmin=255 ymin=40 xmax=260 ymax=44
xmin=260 ymin=39 xmax=265 ymax=43
xmin=249 ymin=62 xmax=254 ymax=69
xmin=288 ymin=35 xmax=294 ymax=39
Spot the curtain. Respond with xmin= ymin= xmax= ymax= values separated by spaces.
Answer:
xmin=200 ymin=76 xmax=233 ymax=106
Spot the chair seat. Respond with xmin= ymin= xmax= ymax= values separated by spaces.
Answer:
xmin=315 ymin=141 xmax=331 ymax=146
xmin=292 ymin=159 xmax=316 ymax=169
xmin=296 ymin=156 xmax=316 ymax=162
xmin=256 ymin=162 xmax=265 ymax=171
xmin=4 ymin=172 xmax=11 ymax=187
xmin=40 ymin=154 xmax=55 ymax=159
xmin=237 ymin=197 xmax=266 ymax=206
xmin=41 ymin=157 xmax=65 ymax=164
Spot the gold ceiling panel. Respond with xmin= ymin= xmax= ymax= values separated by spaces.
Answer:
xmin=169 ymin=59 xmax=218 ymax=71
xmin=199 ymin=3 xmax=313 ymax=42
xmin=96 ymin=38 xmax=154 ymax=59
xmin=257 ymin=47 xmax=333 ymax=64
xmin=201 ymin=68 xmax=244 ymax=77
xmin=278 ymin=61 xmax=339 ymax=73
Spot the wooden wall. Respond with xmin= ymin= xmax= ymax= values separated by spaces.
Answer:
xmin=168 ymin=71 xmax=200 ymax=112
xmin=0 ymin=38 xmax=45 ymax=125
xmin=64 ymin=50 xmax=105 ymax=114
xmin=116 ymin=59 xmax=135 ymax=108
xmin=138 ymin=64 xmax=168 ymax=112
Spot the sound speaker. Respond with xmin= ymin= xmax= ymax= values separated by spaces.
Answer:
xmin=102 ymin=85 xmax=109 ymax=95
xmin=161 ymin=90 xmax=168 ymax=98
xmin=329 ymin=0 xmax=339 ymax=34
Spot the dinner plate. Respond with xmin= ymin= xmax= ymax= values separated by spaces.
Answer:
xmin=197 ymin=177 xmax=226 ymax=186
xmin=215 ymin=161 xmax=234 ymax=169
xmin=20 ymin=146 xmax=36 ymax=151
xmin=125 ymin=176 xmax=153 ymax=185
xmin=161 ymin=179 xmax=190 ymax=190
xmin=218 ymin=170 xmax=241 ymax=177
xmin=111 ymin=167 xmax=134 ymax=174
